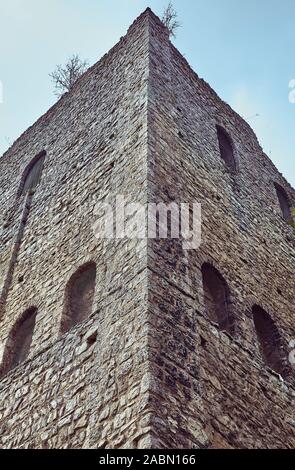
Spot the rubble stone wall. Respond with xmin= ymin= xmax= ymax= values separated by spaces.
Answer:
xmin=0 ymin=8 xmax=294 ymax=449
xmin=0 ymin=11 xmax=151 ymax=449
xmin=147 ymin=11 xmax=295 ymax=449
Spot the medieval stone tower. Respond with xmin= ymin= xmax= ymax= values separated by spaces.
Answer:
xmin=0 ymin=8 xmax=295 ymax=449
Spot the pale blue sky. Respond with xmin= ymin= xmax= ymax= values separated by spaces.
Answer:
xmin=0 ymin=0 xmax=294 ymax=186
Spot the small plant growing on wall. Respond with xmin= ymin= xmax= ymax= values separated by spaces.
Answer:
xmin=162 ymin=1 xmax=181 ymax=39
xmin=290 ymin=208 xmax=295 ymax=228
xmin=50 ymin=54 xmax=89 ymax=97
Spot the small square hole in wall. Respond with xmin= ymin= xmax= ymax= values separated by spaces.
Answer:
xmin=87 ymin=331 xmax=98 ymax=348
xmin=200 ymin=336 xmax=207 ymax=348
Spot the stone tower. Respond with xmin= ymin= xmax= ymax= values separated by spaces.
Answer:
xmin=0 ymin=9 xmax=295 ymax=449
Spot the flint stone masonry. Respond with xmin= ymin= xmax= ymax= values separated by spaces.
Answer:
xmin=0 ymin=8 xmax=295 ymax=449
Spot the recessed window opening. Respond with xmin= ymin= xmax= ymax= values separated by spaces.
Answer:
xmin=201 ymin=263 xmax=231 ymax=333
xmin=274 ymin=183 xmax=291 ymax=221
xmin=252 ymin=304 xmax=287 ymax=377
xmin=60 ymin=262 xmax=96 ymax=334
xmin=216 ymin=125 xmax=236 ymax=172
xmin=20 ymin=150 xmax=46 ymax=196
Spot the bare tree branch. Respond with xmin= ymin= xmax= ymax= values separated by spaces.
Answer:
xmin=162 ymin=1 xmax=181 ymax=39
xmin=49 ymin=54 xmax=89 ymax=97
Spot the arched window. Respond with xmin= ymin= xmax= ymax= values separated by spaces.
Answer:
xmin=20 ymin=150 xmax=46 ymax=196
xmin=274 ymin=183 xmax=291 ymax=221
xmin=1 ymin=307 xmax=38 ymax=375
xmin=201 ymin=263 xmax=231 ymax=332
xmin=252 ymin=305 xmax=287 ymax=377
xmin=61 ymin=262 xmax=96 ymax=334
xmin=216 ymin=125 xmax=236 ymax=172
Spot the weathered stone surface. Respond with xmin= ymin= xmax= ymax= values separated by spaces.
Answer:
xmin=0 ymin=8 xmax=294 ymax=449
xmin=146 ymin=10 xmax=295 ymax=449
